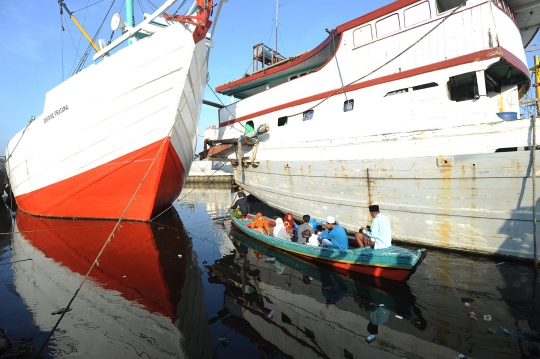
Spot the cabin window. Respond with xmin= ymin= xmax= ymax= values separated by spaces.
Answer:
xmin=385 ymin=83 xmax=438 ymax=96
xmin=278 ymin=116 xmax=288 ymax=127
xmin=353 ymin=25 xmax=372 ymax=46
xmin=404 ymin=2 xmax=431 ymax=27
xmin=436 ymin=0 xmax=463 ymax=14
xmin=245 ymin=121 xmax=255 ymax=134
xmin=302 ymin=110 xmax=314 ymax=121
xmin=376 ymin=14 xmax=400 ymax=38
xmin=343 ymin=99 xmax=354 ymax=112
xmin=447 ymin=72 xmax=478 ymax=102
xmin=413 ymin=82 xmax=438 ymax=91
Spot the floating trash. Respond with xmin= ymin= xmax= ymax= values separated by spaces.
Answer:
xmin=218 ymin=337 xmax=228 ymax=347
xmin=455 ymin=354 xmax=467 ymax=359
xmin=265 ymin=258 xmax=276 ymax=263
xmin=464 ymin=302 xmax=470 ymax=307
xmin=466 ymin=312 xmax=477 ymax=320
xmin=484 ymin=314 xmax=492 ymax=321
xmin=267 ymin=310 xmax=274 ymax=319
xmin=51 ymin=307 xmax=72 ymax=315
xmin=365 ymin=335 xmax=376 ymax=344
xmin=178 ymin=254 xmax=183 ymax=258
xmin=395 ymin=315 xmax=403 ymax=319
xmin=158 ymin=227 xmax=165 ymax=231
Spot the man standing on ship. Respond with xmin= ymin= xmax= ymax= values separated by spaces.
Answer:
xmin=359 ymin=205 xmax=392 ymax=249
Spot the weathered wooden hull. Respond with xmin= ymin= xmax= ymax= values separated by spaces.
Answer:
xmin=233 ymin=144 xmax=539 ymax=260
xmin=212 ymin=0 xmax=536 ymax=260
xmin=231 ymin=216 xmax=425 ymax=281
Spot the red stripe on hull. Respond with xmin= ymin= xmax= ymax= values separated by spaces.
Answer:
xmin=305 ymin=255 xmax=411 ymax=281
xmin=15 ymin=138 xmax=185 ymax=221
xmin=219 ymin=47 xmax=527 ymax=127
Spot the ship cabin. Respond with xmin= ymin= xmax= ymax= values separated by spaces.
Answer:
xmin=215 ymin=0 xmax=532 ymax=133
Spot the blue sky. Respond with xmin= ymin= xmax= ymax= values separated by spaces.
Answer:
xmin=0 ymin=0 xmax=538 ymax=155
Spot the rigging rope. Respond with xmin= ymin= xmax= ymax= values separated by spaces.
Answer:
xmin=72 ymin=0 xmax=105 ymax=13
xmin=173 ymin=0 xmax=188 ymax=15
xmin=206 ymin=83 xmax=246 ymax=130
xmin=150 ymin=161 xmax=227 ymax=221
xmin=328 ymin=29 xmax=347 ymax=102
xmin=68 ymin=0 xmax=92 ymax=76
xmin=73 ymin=0 xmax=117 ymax=75
xmin=60 ymin=7 xmax=65 ymax=81
xmin=37 ymin=31 xmax=210 ymax=356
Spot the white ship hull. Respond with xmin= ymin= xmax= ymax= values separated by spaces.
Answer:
xmin=211 ymin=0 xmax=538 ymax=259
xmin=5 ymin=2 xmax=210 ymax=221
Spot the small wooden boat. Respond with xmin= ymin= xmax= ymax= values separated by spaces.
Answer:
xmin=231 ymin=215 xmax=426 ymax=281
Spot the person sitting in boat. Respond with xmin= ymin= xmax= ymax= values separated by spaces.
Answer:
xmin=230 ymin=192 xmax=249 ymax=220
xmin=273 ymin=218 xmax=291 ymax=240
xmin=283 ymin=213 xmax=296 ymax=236
xmin=306 ymin=231 xmax=320 ymax=247
xmin=355 ymin=226 xmax=375 ymax=248
xmin=316 ymin=225 xmax=324 ymax=241
xmin=358 ymin=205 xmax=392 ymax=250
xmin=296 ymin=214 xmax=314 ymax=243
xmin=250 ymin=212 xmax=270 ymax=234
xmin=321 ymin=216 xmax=348 ymax=249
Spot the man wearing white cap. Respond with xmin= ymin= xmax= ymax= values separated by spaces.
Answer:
xmin=321 ymin=216 xmax=348 ymax=249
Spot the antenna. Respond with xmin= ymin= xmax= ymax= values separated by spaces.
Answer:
xmin=275 ymin=0 xmax=279 ymax=57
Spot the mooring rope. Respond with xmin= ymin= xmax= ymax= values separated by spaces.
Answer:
xmin=37 ymin=41 xmax=210 ymax=356
xmin=150 ymin=161 xmax=227 ymax=221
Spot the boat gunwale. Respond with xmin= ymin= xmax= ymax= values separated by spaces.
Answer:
xmin=232 ymin=215 xmax=423 ymax=270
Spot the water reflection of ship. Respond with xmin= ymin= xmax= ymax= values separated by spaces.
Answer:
xmin=206 ymin=230 xmax=429 ymax=359
xmin=11 ymin=208 xmax=213 ymax=358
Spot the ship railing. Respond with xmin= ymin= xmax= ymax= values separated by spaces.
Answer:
xmin=93 ymin=0 xmax=179 ymax=61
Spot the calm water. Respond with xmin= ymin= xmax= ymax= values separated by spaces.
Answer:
xmin=0 ymin=184 xmax=539 ymax=358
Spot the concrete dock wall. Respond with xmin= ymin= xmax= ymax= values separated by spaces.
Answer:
xmin=186 ymin=161 xmax=232 ymax=183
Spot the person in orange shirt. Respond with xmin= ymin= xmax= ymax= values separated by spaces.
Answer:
xmin=250 ymin=212 xmax=270 ymax=235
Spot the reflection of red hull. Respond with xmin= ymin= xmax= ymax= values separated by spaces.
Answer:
xmin=16 ymin=211 xmax=188 ymax=321
xmin=15 ymin=138 xmax=185 ymax=221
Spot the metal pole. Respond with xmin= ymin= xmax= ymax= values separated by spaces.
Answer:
xmin=535 ymin=55 xmax=540 ymax=116
xmin=275 ymin=0 xmax=278 ymax=62
xmin=126 ymin=0 xmax=134 ymax=45
xmin=534 ymin=115 xmax=538 ymax=270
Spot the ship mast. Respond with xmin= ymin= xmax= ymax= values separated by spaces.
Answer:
xmin=126 ymin=0 xmax=135 ymax=45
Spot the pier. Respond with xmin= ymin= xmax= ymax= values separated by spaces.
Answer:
xmin=186 ymin=160 xmax=233 ymax=183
